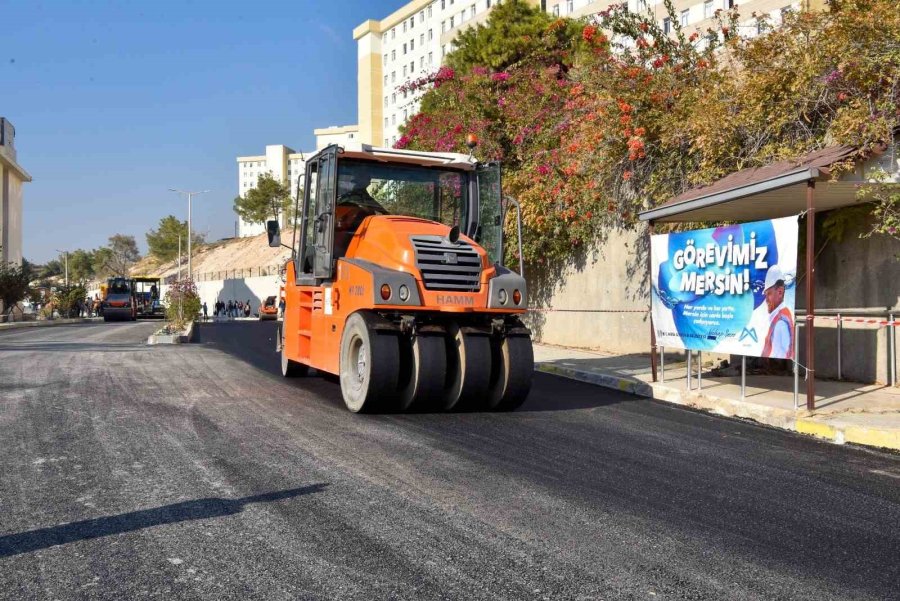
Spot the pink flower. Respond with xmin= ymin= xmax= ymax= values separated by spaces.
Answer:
xmin=472 ymin=66 xmax=489 ymax=76
xmin=491 ymin=71 xmax=510 ymax=82
xmin=537 ymin=164 xmax=551 ymax=176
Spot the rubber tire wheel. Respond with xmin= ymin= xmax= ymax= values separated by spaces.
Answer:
xmin=486 ymin=334 xmax=534 ymax=411
xmin=340 ymin=312 xmax=400 ymax=413
xmin=397 ymin=333 xmax=447 ymax=412
xmin=280 ymin=325 xmax=309 ymax=378
xmin=442 ymin=324 xmax=491 ymax=411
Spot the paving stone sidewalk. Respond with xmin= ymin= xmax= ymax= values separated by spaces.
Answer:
xmin=534 ymin=343 xmax=900 ymax=452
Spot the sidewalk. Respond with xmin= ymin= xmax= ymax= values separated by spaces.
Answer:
xmin=534 ymin=343 xmax=900 ymax=452
xmin=0 ymin=317 xmax=101 ymax=331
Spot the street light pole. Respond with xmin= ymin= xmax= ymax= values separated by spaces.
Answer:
xmin=55 ymin=249 xmax=69 ymax=287
xmin=168 ymin=189 xmax=209 ymax=280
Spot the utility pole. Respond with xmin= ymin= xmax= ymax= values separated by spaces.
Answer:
xmin=177 ymin=236 xmax=182 ymax=281
xmin=168 ymin=189 xmax=209 ymax=280
xmin=55 ymin=249 xmax=69 ymax=287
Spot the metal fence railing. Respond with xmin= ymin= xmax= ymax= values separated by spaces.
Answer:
xmin=177 ymin=265 xmax=284 ymax=283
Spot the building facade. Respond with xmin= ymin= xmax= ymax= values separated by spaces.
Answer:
xmin=355 ymin=0 xmax=829 ymax=147
xmin=314 ymin=125 xmax=360 ymax=150
xmin=236 ymin=144 xmax=311 ymax=238
xmin=0 ymin=118 xmax=31 ymax=266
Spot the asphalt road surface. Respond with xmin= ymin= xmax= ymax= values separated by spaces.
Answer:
xmin=1 ymin=321 xmax=899 ymax=600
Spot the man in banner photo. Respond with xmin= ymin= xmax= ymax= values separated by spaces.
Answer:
xmin=761 ymin=265 xmax=794 ymax=359
xmin=650 ymin=215 xmax=798 ymax=359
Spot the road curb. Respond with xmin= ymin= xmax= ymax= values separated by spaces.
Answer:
xmin=0 ymin=318 xmax=98 ymax=331
xmin=535 ymin=363 xmax=900 ymax=452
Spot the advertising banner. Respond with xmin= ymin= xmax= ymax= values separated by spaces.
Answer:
xmin=651 ymin=216 xmax=798 ymax=359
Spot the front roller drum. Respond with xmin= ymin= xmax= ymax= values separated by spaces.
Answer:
xmin=486 ymin=334 xmax=534 ymax=411
xmin=340 ymin=312 xmax=400 ymax=413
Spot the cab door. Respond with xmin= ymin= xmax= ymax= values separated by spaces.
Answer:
xmin=474 ymin=162 xmax=503 ymax=265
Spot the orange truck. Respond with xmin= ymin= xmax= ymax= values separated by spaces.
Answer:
xmin=268 ymin=143 xmax=532 ymax=413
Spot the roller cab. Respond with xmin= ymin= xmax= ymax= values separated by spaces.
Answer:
xmin=271 ymin=143 xmax=532 ymax=412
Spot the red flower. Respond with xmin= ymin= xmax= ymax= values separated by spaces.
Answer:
xmin=622 ymin=170 xmax=633 ymax=181
xmin=582 ymin=25 xmax=598 ymax=43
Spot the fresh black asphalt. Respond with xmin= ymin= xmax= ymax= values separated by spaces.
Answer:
xmin=0 ymin=321 xmax=898 ymax=600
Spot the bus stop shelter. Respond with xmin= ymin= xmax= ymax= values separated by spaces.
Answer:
xmin=639 ymin=140 xmax=899 ymax=410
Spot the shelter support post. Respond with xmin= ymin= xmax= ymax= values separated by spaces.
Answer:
xmin=686 ymin=352 xmax=692 ymax=390
xmin=698 ymin=352 xmax=702 ymax=390
xmin=649 ymin=221 xmax=658 ymax=382
xmin=794 ymin=322 xmax=800 ymax=409
xmin=660 ymin=346 xmax=665 ymax=383
xmin=740 ymin=355 xmax=746 ymax=401
xmin=837 ymin=313 xmax=842 ymax=381
xmin=890 ymin=313 xmax=896 ymax=387
xmin=805 ymin=180 xmax=816 ymax=411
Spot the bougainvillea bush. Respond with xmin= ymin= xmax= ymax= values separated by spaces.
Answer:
xmin=399 ymin=0 xmax=900 ymax=264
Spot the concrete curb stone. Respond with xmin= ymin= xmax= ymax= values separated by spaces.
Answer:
xmin=535 ymin=363 xmax=900 ymax=453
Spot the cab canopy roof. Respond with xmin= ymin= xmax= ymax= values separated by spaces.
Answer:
xmin=329 ymin=143 xmax=478 ymax=171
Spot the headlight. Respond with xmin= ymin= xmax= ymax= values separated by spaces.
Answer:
xmin=398 ymin=285 xmax=410 ymax=302
xmin=498 ymin=289 xmax=508 ymax=305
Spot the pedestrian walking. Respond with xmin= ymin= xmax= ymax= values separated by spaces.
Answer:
xmin=202 ymin=302 xmax=208 ymax=321
xmin=245 ymin=299 xmax=251 ymax=318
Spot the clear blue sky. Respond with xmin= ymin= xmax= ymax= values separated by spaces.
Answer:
xmin=2 ymin=0 xmax=407 ymax=263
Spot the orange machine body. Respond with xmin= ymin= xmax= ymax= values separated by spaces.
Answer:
xmin=281 ymin=215 xmax=526 ymax=377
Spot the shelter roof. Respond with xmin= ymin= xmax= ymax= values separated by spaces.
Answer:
xmin=640 ymin=137 xmax=898 ymax=223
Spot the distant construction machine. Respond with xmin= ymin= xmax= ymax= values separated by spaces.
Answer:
xmin=268 ymin=142 xmax=533 ymax=413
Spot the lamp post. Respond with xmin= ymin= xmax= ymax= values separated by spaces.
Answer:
xmin=55 ymin=249 xmax=69 ymax=287
xmin=168 ymin=189 xmax=209 ymax=279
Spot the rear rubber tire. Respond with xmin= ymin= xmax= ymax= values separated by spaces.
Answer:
xmin=442 ymin=324 xmax=491 ymax=411
xmin=486 ymin=334 xmax=534 ymax=411
xmin=340 ymin=312 xmax=400 ymax=413
xmin=398 ymin=333 xmax=447 ymax=411
xmin=281 ymin=325 xmax=309 ymax=378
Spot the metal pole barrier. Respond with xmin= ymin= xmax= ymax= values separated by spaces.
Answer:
xmin=698 ymin=351 xmax=702 ymax=390
xmin=793 ymin=322 xmax=800 ymax=410
xmin=660 ymin=346 xmax=665 ymax=383
xmin=887 ymin=313 xmax=897 ymax=386
xmin=837 ymin=313 xmax=842 ymax=381
xmin=687 ymin=351 xmax=692 ymax=390
xmin=741 ymin=355 xmax=746 ymax=401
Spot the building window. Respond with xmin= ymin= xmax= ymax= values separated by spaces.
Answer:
xmin=428 ymin=51 xmax=433 ymax=65
xmin=470 ymin=4 xmax=475 ymax=17
xmin=392 ymin=71 xmax=396 ymax=82
xmin=383 ymin=55 xmax=388 ymax=66
xmin=392 ymin=114 xmax=396 ymax=125
xmin=403 ymin=65 xmax=407 ymax=76
xmin=420 ymin=56 xmax=425 ymax=68
xmin=403 ymin=43 xmax=407 ymax=54
xmin=385 ymin=118 xmax=389 ymax=128
xmin=566 ymin=0 xmax=573 ymax=13
xmin=442 ymin=20 xmax=446 ymax=32
xmin=420 ymin=33 xmax=424 ymax=45
xmin=403 ymin=109 xmax=408 ymax=120
xmin=391 ymin=28 xmax=396 ymax=39
xmin=663 ymin=17 xmax=671 ymax=34
xmin=441 ymin=0 xmax=445 ymax=8
xmin=442 ymin=44 xmax=447 ymax=56
xmin=403 ymin=90 xmax=408 ymax=99
xmin=410 ymin=61 xmax=414 ymax=72
xmin=428 ymin=5 xmax=432 ymax=17
xmin=392 ymin=49 xmax=396 ymax=60
xmin=420 ymin=10 xmax=425 ymax=22
xmin=487 ymin=0 xmax=491 ymax=6
xmin=450 ymin=16 xmax=454 ymax=27
xmin=703 ymin=0 xmax=713 ymax=19
xmin=428 ymin=28 xmax=433 ymax=40
xmin=680 ymin=9 xmax=689 ymax=26
xmin=403 ymin=21 xmax=407 ymax=33
xmin=384 ymin=74 xmax=388 ymax=85
xmin=410 ymin=38 xmax=414 ymax=51
xmin=410 ymin=17 xmax=414 ymax=28
xmin=392 ymin=92 xmax=396 ymax=103
xmin=552 ymin=4 xmax=559 ymax=16
xmin=384 ymin=96 xmax=388 ymax=107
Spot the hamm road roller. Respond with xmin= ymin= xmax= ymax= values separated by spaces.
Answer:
xmin=268 ymin=142 xmax=533 ymax=413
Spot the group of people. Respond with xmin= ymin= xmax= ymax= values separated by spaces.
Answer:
xmin=213 ymin=299 xmax=253 ymax=320
xmin=78 ymin=295 xmax=102 ymax=318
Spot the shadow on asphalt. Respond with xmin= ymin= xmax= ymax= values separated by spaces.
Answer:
xmin=0 ymin=342 xmax=154 ymax=352
xmin=196 ymin=321 xmax=635 ymax=413
xmin=0 ymin=484 xmax=328 ymax=558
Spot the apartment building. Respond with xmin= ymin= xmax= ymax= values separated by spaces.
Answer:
xmin=356 ymin=0 xmax=829 ymax=148
xmin=314 ymin=125 xmax=360 ymax=150
xmin=235 ymin=144 xmax=311 ymax=238
xmin=0 ymin=117 xmax=31 ymax=267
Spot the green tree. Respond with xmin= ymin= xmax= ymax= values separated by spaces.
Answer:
xmin=233 ymin=173 xmax=293 ymax=226
xmin=146 ymin=215 xmax=205 ymax=262
xmin=68 ymin=249 xmax=95 ymax=283
xmin=102 ymin=234 xmax=141 ymax=276
xmin=447 ymin=0 xmax=574 ymax=72
xmin=39 ymin=259 xmax=63 ymax=279
xmin=0 ymin=252 xmax=31 ymax=319
xmin=53 ymin=284 xmax=87 ymax=318
xmin=91 ymin=247 xmax=114 ymax=278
